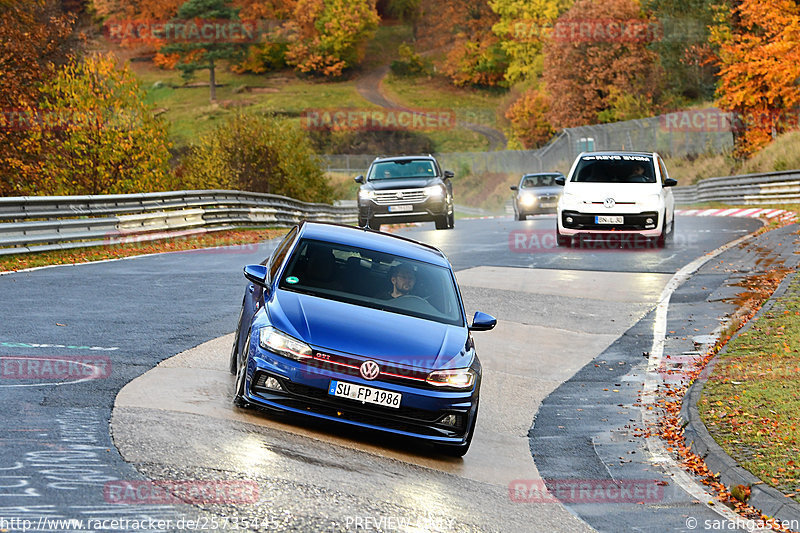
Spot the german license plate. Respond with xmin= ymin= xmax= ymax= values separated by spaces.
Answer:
xmin=540 ymin=202 xmax=556 ymax=208
xmin=595 ymin=215 xmax=623 ymax=224
xmin=328 ymin=380 xmax=401 ymax=408
xmin=388 ymin=204 xmax=413 ymax=213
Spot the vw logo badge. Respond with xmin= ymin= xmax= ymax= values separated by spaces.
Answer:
xmin=359 ymin=360 xmax=380 ymax=380
xmin=603 ymin=197 xmax=616 ymax=208
xmin=395 ymin=191 xmax=404 ymax=199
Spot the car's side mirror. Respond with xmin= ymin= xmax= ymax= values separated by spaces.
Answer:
xmin=354 ymin=175 xmax=365 ymax=184
xmin=469 ymin=311 xmax=497 ymax=332
xmin=510 ymin=185 xmax=518 ymax=191
xmin=444 ymin=170 xmax=454 ymax=179
xmin=554 ymin=176 xmax=566 ymax=186
xmin=244 ymin=264 xmax=268 ymax=286
xmin=663 ymin=178 xmax=678 ymax=187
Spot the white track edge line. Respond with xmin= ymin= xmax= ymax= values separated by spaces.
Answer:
xmin=641 ymin=225 xmax=767 ymax=531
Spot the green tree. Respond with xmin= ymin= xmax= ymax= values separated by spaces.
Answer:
xmin=643 ymin=0 xmax=718 ymax=100
xmin=37 ymin=53 xmax=173 ymax=195
xmin=160 ymin=0 xmax=247 ymax=101
xmin=181 ymin=113 xmax=333 ymax=203
xmin=490 ymin=0 xmax=572 ymax=83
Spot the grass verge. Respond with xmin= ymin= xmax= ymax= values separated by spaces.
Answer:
xmin=0 ymin=228 xmax=288 ymax=273
xmin=700 ymin=272 xmax=800 ymax=502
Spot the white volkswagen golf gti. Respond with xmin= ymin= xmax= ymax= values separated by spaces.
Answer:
xmin=555 ymin=151 xmax=677 ymax=247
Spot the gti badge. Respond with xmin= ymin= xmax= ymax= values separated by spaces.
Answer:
xmin=359 ymin=360 xmax=380 ymax=380
xmin=603 ymin=197 xmax=616 ymax=208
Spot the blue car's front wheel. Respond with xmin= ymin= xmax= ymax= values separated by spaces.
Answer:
xmin=229 ymin=307 xmax=244 ymax=375
xmin=233 ymin=332 xmax=252 ymax=409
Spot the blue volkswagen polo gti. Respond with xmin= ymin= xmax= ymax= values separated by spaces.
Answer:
xmin=230 ymin=221 xmax=496 ymax=456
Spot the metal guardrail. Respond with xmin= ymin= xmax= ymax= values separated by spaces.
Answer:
xmin=0 ymin=190 xmax=357 ymax=256
xmin=673 ymin=170 xmax=800 ymax=206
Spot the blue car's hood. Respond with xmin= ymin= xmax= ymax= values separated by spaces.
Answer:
xmin=266 ymin=290 xmax=469 ymax=370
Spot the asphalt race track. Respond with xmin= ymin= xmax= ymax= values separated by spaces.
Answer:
xmin=2 ymin=214 xmax=791 ymax=533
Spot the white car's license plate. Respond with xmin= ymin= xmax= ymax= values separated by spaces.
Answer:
xmin=540 ymin=202 xmax=556 ymax=208
xmin=328 ymin=380 xmax=401 ymax=408
xmin=595 ymin=215 xmax=623 ymax=224
xmin=388 ymin=204 xmax=413 ymax=213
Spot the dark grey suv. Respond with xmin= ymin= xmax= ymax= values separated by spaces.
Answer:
xmin=355 ymin=155 xmax=455 ymax=231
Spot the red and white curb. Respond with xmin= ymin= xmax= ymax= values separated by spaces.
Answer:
xmin=676 ymin=207 xmax=797 ymax=222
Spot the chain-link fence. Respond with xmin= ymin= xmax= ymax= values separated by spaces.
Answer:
xmin=320 ymin=110 xmax=734 ymax=176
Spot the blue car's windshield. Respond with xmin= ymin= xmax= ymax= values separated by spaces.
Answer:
xmin=368 ymin=160 xmax=436 ymax=180
xmin=572 ymin=155 xmax=656 ymax=183
xmin=278 ymin=239 xmax=464 ymax=326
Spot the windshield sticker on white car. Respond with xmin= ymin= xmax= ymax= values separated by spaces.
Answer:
xmin=286 ymin=276 xmax=299 ymax=284
xmin=582 ymin=154 xmax=651 ymax=161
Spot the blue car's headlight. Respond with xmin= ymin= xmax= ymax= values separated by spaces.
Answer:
xmin=259 ymin=327 xmax=313 ymax=361
xmin=426 ymin=368 xmax=476 ymax=389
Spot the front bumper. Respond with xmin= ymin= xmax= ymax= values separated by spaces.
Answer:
xmin=558 ymin=210 xmax=661 ymax=236
xmin=241 ymin=347 xmax=478 ymax=444
xmin=359 ymin=197 xmax=449 ymax=224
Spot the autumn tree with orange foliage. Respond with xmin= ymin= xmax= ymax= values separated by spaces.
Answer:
xmin=543 ymin=0 xmax=663 ymax=128
xmin=0 ymin=0 xmax=77 ymax=196
xmin=504 ymin=87 xmax=555 ymax=149
xmin=712 ymin=0 xmax=800 ymax=157
xmin=417 ymin=0 xmax=507 ymax=87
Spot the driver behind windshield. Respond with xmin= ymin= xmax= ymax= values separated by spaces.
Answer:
xmin=383 ymin=263 xmax=416 ymax=298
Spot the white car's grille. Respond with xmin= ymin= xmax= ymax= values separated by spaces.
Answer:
xmin=374 ymin=189 xmax=427 ymax=205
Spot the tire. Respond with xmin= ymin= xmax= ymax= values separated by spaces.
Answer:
xmin=447 ymin=211 xmax=455 ymax=229
xmin=556 ymin=231 xmax=571 ymax=247
xmin=434 ymin=215 xmax=448 ymax=230
xmin=435 ymin=399 xmax=478 ymax=458
xmin=233 ymin=333 xmax=252 ymax=408
xmin=367 ymin=218 xmax=381 ymax=231
xmin=358 ymin=216 xmax=368 ymax=228
xmin=654 ymin=213 xmax=671 ymax=248
xmin=229 ymin=307 xmax=243 ymax=375
xmin=516 ymin=212 xmax=527 ymax=221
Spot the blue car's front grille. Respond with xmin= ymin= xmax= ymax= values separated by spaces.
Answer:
xmin=308 ymin=351 xmax=435 ymax=388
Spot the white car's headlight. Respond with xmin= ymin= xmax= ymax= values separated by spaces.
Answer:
xmin=519 ymin=194 xmax=536 ymax=207
xmin=559 ymin=191 xmax=578 ymax=208
xmin=642 ymin=193 xmax=662 ymax=208
xmin=424 ymin=185 xmax=445 ymax=198
xmin=259 ymin=327 xmax=312 ymax=361
xmin=426 ymin=368 xmax=476 ymax=389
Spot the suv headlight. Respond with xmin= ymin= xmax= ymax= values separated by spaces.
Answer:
xmin=358 ymin=190 xmax=376 ymax=201
xmin=259 ymin=327 xmax=312 ymax=361
xmin=426 ymin=368 xmax=476 ymax=389
xmin=424 ymin=185 xmax=445 ymax=198
xmin=519 ymin=194 xmax=536 ymax=207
